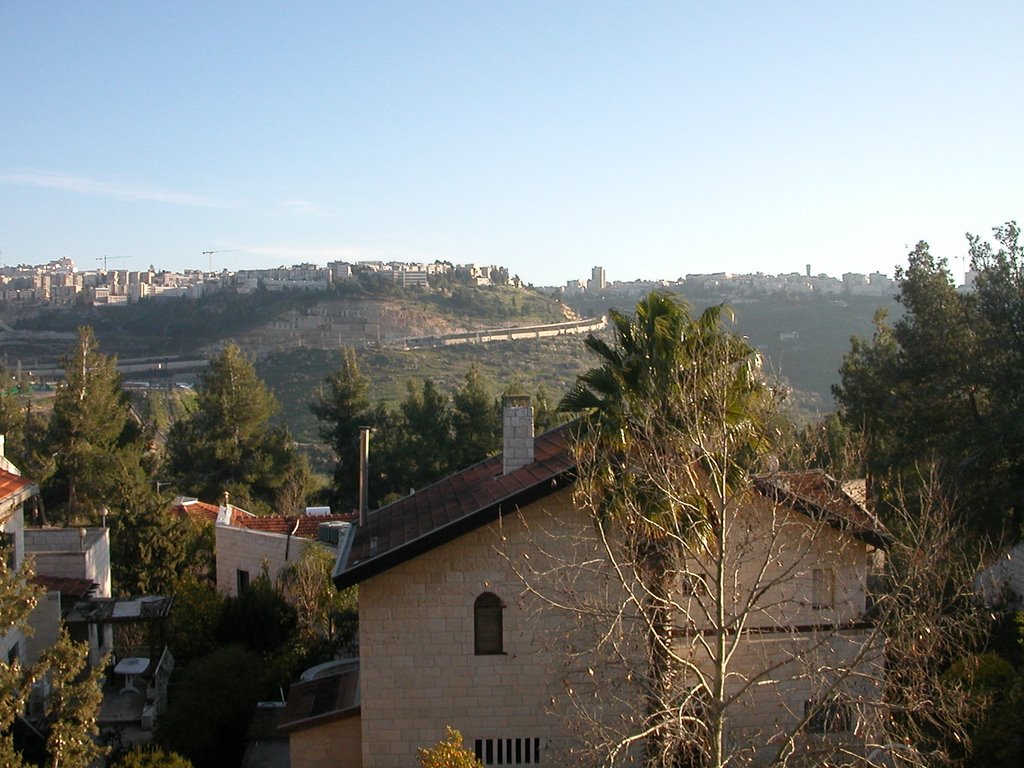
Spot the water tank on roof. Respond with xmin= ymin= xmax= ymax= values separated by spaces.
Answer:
xmin=305 ymin=506 xmax=331 ymax=517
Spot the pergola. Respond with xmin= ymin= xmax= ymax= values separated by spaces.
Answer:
xmin=63 ymin=595 xmax=173 ymax=664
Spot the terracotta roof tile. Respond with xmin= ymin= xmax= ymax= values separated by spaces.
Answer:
xmin=335 ymin=424 xmax=889 ymax=589
xmin=32 ymin=575 xmax=100 ymax=600
xmin=0 ymin=469 xmax=34 ymax=500
xmin=233 ymin=513 xmax=355 ymax=538
xmin=754 ymin=470 xmax=891 ymax=547
xmin=169 ymin=497 xmax=355 ymax=539
xmin=168 ymin=500 xmax=221 ymax=524
xmin=336 ymin=424 xmax=576 ymax=587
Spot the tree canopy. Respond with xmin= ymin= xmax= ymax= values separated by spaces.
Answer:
xmin=834 ymin=223 xmax=1024 ymax=538
xmin=1 ymin=542 xmax=106 ymax=768
xmin=560 ymin=291 xmax=779 ymax=767
xmin=41 ymin=327 xmax=152 ymax=522
xmin=165 ymin=343 xmax=308 ymax=513
xmin=312 ymin=352 xmax=551 ymax=511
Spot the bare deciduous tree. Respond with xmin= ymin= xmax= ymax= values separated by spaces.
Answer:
xmin=510 ymin=292 xmax=986 ymax=767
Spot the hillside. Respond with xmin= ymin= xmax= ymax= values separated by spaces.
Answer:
xmin=1 ymin=283 xmax=900 ymax=466
xmin=0 ymin=282 xmax=568 ymax=362
xmin=564 ymin=288 xmax=901 ymax=414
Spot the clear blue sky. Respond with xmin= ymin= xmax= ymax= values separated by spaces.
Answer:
xmin=2 ymin=1 xmax=1021 ymax=286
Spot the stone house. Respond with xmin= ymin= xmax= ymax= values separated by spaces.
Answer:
xmin=291 ymin=400 xmax=889 ymax=768
xmin=171 ymin=497 xmax=353 ymax=597
xmin=24 ymin=526 xmax=113 ymax=668
xmin=0 ymin=460 xmax=39 ymax=668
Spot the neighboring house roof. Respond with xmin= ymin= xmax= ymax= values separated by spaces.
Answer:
xmin=63 ymin=595 xmax=173 ymax=625
xmin=169 ymin=497 xmax=222 ymax=524
xmin=754 ymin=471 xmax=892 ymax=549
xmin=334 ymin=423 xmax=576 ymax=589
xmin=232 ymin=512 xmax=355 ymax=538
xmin=334 ymin=423 xmax=892 ymax=590
xmin=170 ymin=496 xmax=354 ymax=538
xmin=0 ymin=468 xmax=38 ymax=523
xmin=32 ymin=575 xmax=100 ymax=600
xmin=278 ymin=660 xmax=360 ymax=733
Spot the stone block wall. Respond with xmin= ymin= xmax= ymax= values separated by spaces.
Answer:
xmin=357 ymin=488 xmax=600 ymax=767
xmin=215 ymin=525 xmax=317 ymax=596
xmin=354 ymin=487 xmax=877 ymax=767
xmin=25 ymin=528 xmax=111 ymax=597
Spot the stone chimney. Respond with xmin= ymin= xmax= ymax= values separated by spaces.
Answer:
xmin=502 ymin=395 xmax=534 ymax=475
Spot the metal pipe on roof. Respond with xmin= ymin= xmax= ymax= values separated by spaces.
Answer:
xmin=358 ymin=426 xmax=371 ymax=526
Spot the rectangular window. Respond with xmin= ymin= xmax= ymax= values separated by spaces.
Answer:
xmin=812 ymin=568 xmax=834 ymax=610
xmin=804 ymin=698 xmax=852 ymax=734
xmin=236 ymin=569 xmax=250 ymax=594
xmin=475 ymin=737 xmax=541 ymax=765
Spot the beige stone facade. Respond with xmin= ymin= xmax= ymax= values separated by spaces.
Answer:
xmin=357 ymin=487 xmax=594 ymax=767
xmin=215 ymin=524 xmax=321 ymax=596
xmin=350 ymin=487 xmax=881 ymax=767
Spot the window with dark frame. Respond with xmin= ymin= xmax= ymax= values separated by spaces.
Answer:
xmin=812 ymin=567 xmax=835 ymax=610
xmin=804 ymin=697 xmax=853 ymax=734
xmin=236 ymin=569 xmax=250 ymax=594
xmin=474 ymin=592 xmax=503 ymax=655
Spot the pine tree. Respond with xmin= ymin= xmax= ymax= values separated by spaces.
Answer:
xmin=399 ymin=378 xmax=454 ymax=491
xmin=1 ymin=542 xmax=106 ymax=767
xmin=451 ymin=366 xmax=500 ymax=468
xmin=309 ymin=348 xmax=371 ymax=512
xmin=166 ymin=343 xmax=307 ymax=512
xmin=44 ymin=327 xmax=150 ymax=522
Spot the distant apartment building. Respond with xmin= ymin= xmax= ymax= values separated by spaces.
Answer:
xmin=587 ymin=265 xmax=606 ymax=292
xmin=563 ymin=279 xmax=585 ymax=296
xmin=393 ymin=269 xmax=429 ymax=288
xmin=236 ymin=265 xmax=331 ymax=291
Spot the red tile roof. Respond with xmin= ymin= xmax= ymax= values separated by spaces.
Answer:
xmin=0 ymin=469 xmax=33 ymax=498
xmin=233 ymin=513 xmax=355 ymax=537
xmin=334 ymin=423 xmax=891 ymax=590
xmin=0 ymin=468 xmax=38 ymax=524
xmin=168 ymin=497 xmax=355 ymax=538
xmin=754 ymin=470 xmax=892 ymax=548
xmin=168 ymin=499 xmax=222 ymax=524
xmin=335 ymin=424 xmax=576 ymax=588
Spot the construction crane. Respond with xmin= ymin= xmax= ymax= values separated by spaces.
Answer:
xmin=202 ymin=250 xmax=239 ymax=271
xmin=96 ymin=255 xmax=130 ymax=270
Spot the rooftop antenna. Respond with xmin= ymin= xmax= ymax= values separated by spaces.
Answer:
xmin=202 ymin=250 xmax=239 ymax=271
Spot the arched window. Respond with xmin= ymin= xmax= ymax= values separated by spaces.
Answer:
xmin=474 ymin=592 xmax=503 ymax=655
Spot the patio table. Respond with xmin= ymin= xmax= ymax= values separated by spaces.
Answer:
xmin=114 ymin=656 xmax=149 ymax=695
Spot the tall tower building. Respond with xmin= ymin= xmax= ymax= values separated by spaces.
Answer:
xmin=589 ymin=266 xmax=606 ymax=292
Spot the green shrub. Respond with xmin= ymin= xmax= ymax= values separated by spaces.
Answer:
xmin=418 ymin=727 xmax=483 ymax=768
xmin=114 ymin=745 xmax=193 ymax=767
xmin=156 ymin=645 xmax=267 ymax=768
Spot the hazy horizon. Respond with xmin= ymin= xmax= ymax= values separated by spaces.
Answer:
xmin=2 ymin=2 xmax=1020 ymax=286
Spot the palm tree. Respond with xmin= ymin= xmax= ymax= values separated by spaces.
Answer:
xmin=561 ymin=291 xmax=774 ymax=768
